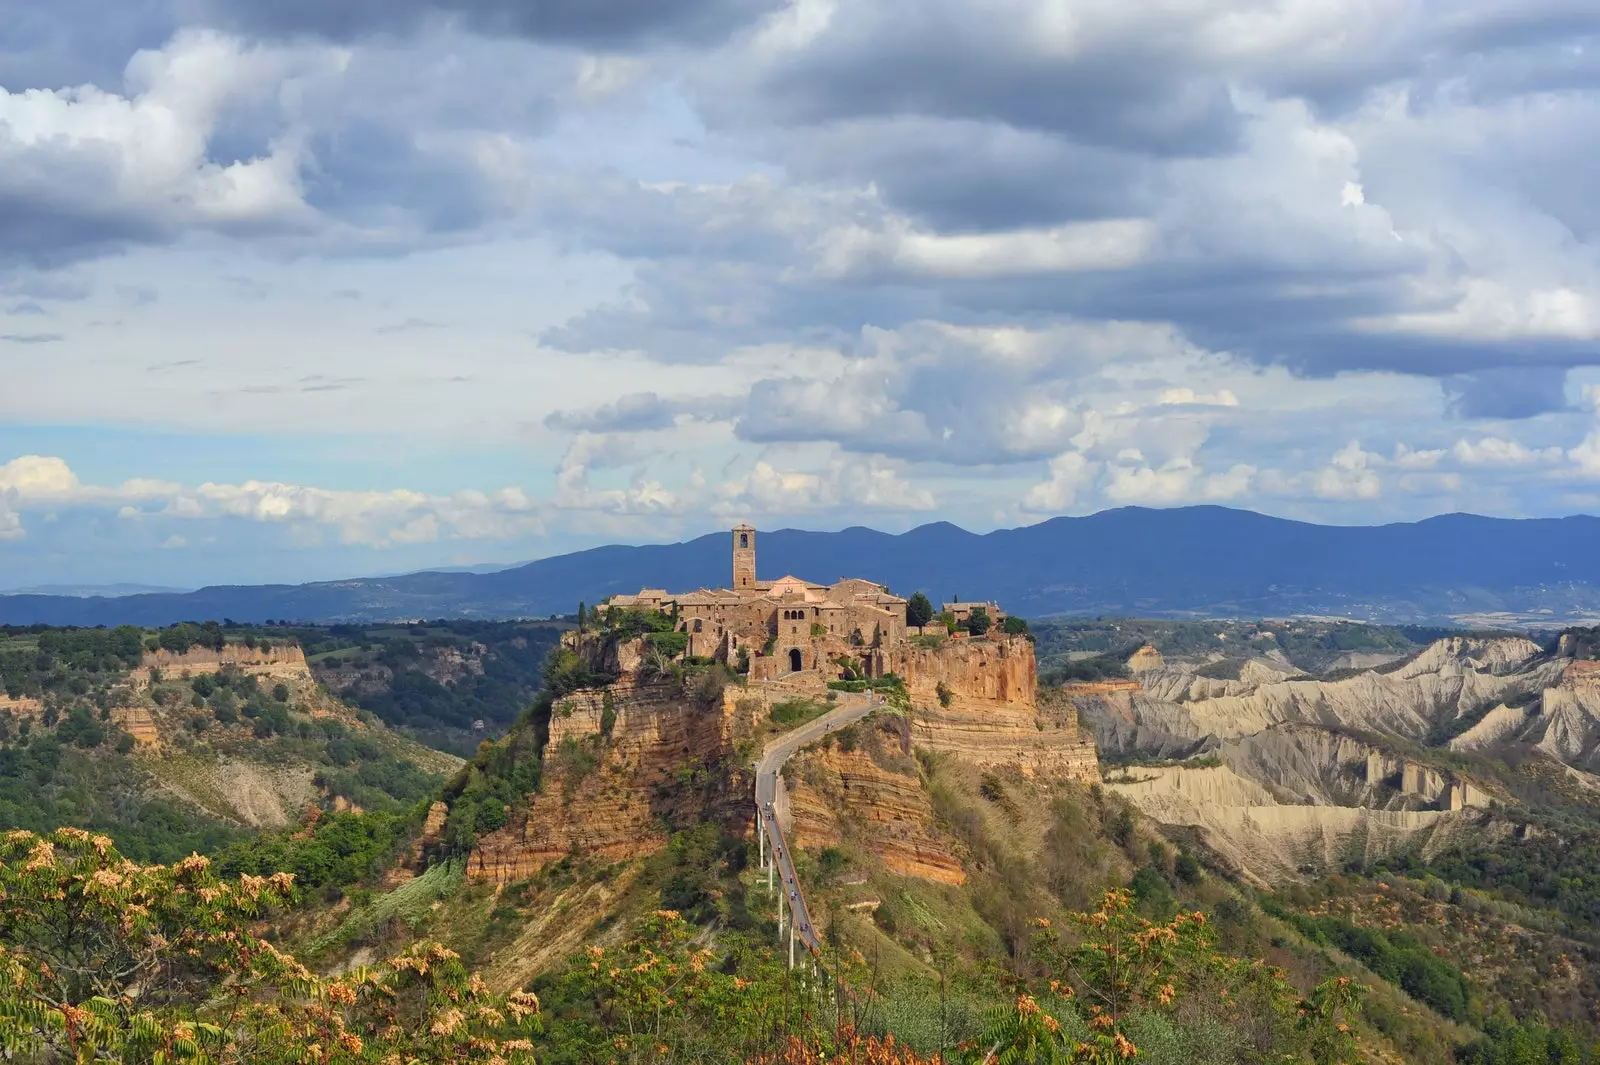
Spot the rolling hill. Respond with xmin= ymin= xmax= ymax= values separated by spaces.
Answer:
xmin=4 ymin=505 xmax=1600 ymax=626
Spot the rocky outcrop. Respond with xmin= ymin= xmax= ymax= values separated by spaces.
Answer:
xmin=1106 ymin=763 xmax=1472 ymax=887
xmin=1077 ymin=638 xmax=1543 ymax=884
xmin=469 ymin=675 xmax=758 ymax=883
xmin=1128 ymin=644 xmax=1164 ymax=673
xmin=786 ymin=742 xmax=966 ymax=885
xmin=890 ymin=636 xmax=1100 ymax=783
xmin=134 ymin=645 xmax=311 ymax=687
xmin=1082 ymin=637 xmax=1554 ymax=756
xmin=889 ymin=633 xmax=1036 ymax=711
xmin=110 ymin=706 xmax=160 ymax=747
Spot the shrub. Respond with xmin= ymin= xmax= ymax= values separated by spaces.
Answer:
xmin=645 ymin=630 xmax=689 ymax=658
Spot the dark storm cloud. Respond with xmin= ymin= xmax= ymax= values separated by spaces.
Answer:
xmin=779 ymin=118 xmax=1157 ymax=230
xmin=0 ymin=0 xmax=175 ymax=89
xmin=727 ymin=4 xmax=1243 ymax=156
xmin=1446 ymin=366 xmax=1583 ymax=420
xmin=191 ymin=0 xmax=784 ymax=47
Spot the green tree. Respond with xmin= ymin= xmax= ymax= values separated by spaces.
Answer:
xmin=906 ymin=592 xmax=936 ymax=629
xmin=967 ymin=607 xmax=992 ymax=636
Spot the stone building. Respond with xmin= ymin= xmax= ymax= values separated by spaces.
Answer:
xmin=942 ymin=600 xmax=1007 ymax=628
xmin=608 ymin=525 xmax=939 ymax=679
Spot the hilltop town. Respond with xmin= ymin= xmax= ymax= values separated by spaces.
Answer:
xmin=606 ymin=523 xmax=1007 ymax=682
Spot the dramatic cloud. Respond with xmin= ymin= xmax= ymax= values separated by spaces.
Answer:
xmin=195 ymin=0 xmax=783 ymax=47
xmin=4 ymin=0 xmax=1600 ymax=583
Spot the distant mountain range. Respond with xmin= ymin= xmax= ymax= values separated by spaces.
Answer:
xmin=0 ymin=583 xmax=195 ymax=599
xmin=5 ymin=506 xmax=1600 ymax=628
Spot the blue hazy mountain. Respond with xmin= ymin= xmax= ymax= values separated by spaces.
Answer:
xmin=3 ymin=506 xmax=1599 ymax=627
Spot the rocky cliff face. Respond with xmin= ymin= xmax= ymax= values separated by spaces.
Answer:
xmin=135 ymin=645 xmax=311 ymax=688
xmin=1085 ymin=637 xmax=1553 ymax=757
xmin=895 ymin=635 xmax=1099 ymax=784
xmin=785 ymin=737 xmax=966 ymax=886
xmin=1080 ymin=636 xmax=1551 ymax=883
xmin=469 ymin=674 xmax=760 ymax=883
xmin=1104 ymin=763 xmax=1474 ymax=887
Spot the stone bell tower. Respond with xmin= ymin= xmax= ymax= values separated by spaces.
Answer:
xmin=732 ymin=523 xmax=756 ymax=590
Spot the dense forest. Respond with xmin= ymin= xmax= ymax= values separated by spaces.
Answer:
xmin=285 ymin=619 xmax=566 ymax=752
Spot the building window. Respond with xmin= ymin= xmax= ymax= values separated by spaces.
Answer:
xmin=693 ymin=619 xmax=702 ymax=633
xmin=740 ymin=533 xmax=749 ymax=548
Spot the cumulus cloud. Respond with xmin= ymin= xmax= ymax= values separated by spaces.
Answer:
xmin=0 ymin=30 xmax=333 ymax=266
xmin=1452 ymin=436 xmax=1566 ymax=467
xmin=6 ymin=0 xmax=1600 ymax=578
xmin=715 ymin=456 xmax=935 ymax=515
xmin=2 ymin=454 xmax=545 ymax=548
xmin=1311 ymin=441 xmax=1384 ymax=501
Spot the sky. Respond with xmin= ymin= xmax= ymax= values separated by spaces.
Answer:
xmin=3 ymin=0 xmax=1600 ymax=589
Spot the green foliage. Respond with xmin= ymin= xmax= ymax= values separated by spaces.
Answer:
xmin=655 ymin=823 xmax=750 ymax=925
xmin=1042 ymin=652 xmax=1132 ymax=686
xmin=155 ymin=620 xmax=228 ymax=653
xmin=55 ymin=704 xmax=104 ymax=747
xmin=216 ymin=808 xmax=415 ymax=891
xmin=603 ymin=606 xmax=677 ymax=640
xmin=965 ymin=608 xmax=992 ymax=636
xmin=770 ymin=697 xmax=830 ymax=727
xmin=544 ymin=646 xmax=610 ymax=697
xmin=936 ymin=681 xmax=953 ymax=707
xmin=1261 ymin=900 xmax=1471 ymax=1020
xmin=1461 ymin=1018 xmax=1599 ymax=1065
xmin=310 ymin=859 xmax=469 ymax=953
xmin=1389 ymin=828 xmax=1600 ymax=928
xmin=1002 ymin=615 xmax=1030 ymax=636
xmin=645 ymin=629 xmax=689 ymax=658
xmin=0 ymin=736 xmax=245 ymax=861
xmin=299 ymin=619 xmax=565 ymax=750
xmin=906 ymin=592 xmax=936 ymax=629
xmin=0 ymin=624 xmax=143 ymax=700
xmin=976 ymin=889 xmax=1340 ymax=1065
xmin=1193 ymin=658 xmax=1246 ymax=680
xmin=1129 ymin=863 xmax=1175 ymax=917
xmin=438 ymin=728 xmax=542 ymax=855
xmin=0 ymin=829 xmax=541 ymax=1065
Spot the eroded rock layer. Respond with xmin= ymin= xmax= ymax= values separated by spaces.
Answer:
xmin=786 ymin=742 xmax=966 ymax=885
xmin=898 ymin=637 xmax=1100 ymax=784
xmin=469 ymin=675 xmax=759 ymax=882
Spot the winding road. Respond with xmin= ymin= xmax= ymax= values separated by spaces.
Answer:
xmin=754 ymin=689 xmax=880 ymax=954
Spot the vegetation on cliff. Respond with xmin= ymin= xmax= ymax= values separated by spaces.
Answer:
xmin=0 ymin=624 xmax=451 ymax=864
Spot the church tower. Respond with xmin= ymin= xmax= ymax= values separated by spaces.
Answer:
xmin=732 ymin=524 xmax=756 ymax=590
